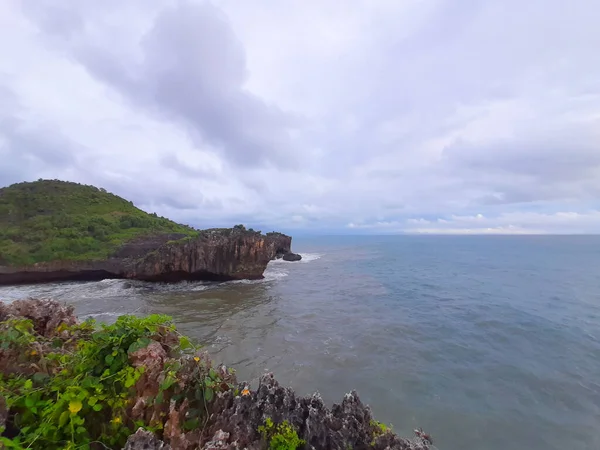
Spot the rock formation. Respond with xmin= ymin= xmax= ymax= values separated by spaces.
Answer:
xmin=282 ymin=252 xmax=302 ymax=261
xmin=0 ymin=229 xmax=293 ymax=285
xmin=1 ymin=299 xmax=433 ymax=450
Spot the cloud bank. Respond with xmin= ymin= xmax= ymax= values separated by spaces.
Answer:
xmin=1 ymin=0 xmax=599 ymax=233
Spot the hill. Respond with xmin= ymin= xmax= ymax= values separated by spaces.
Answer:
xmin=0 ymin=179 xmax=198 ymax=266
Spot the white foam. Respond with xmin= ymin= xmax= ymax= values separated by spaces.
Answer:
xmin=227 ymin=266 xmax=289 ymax=284
xmin=299 ymin=253 xmax=323 ymax=263
xmin=81 ymin=311 xmax=123 ymax=319
xmin=263 ymin=267 xmax=289 ymax=281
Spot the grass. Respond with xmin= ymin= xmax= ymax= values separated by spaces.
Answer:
xmin=0 ymin=179 xmax=199 ymax=266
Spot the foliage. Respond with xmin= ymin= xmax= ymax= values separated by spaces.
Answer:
xmin=258 ymin=418 xmax=305 ymax=450
xmin=0 ymin=180 xmax=198 ymax=265
xmin=0 ymin=312 xmax=229 ymax=450
xmin=370 ymin=419 xmax=390 ymax=435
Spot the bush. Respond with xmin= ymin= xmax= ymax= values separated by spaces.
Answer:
xmin=258 ymin=418 xmax=305 ymax=450
xmin=0 ymin=312 xmax=232 ymax=450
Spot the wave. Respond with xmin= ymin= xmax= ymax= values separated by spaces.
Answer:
xmin=299 ymin=252 xmax=323 ymax=263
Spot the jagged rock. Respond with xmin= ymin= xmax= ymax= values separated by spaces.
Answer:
xmin=202 ymin=430 xmax=231 ymax=449
xmin=124 ymin=428 xmax=172 ymax=450
xmin=282 ymin=252 xmax=302 ymax=262
xmin=0 ymin=298 xmax=76 ymax=337
xmin=0 ymin=230 xmax=293 ymax=285
xmin=205 ymin=373 xmax=431 ymax=450
xmin=1 ymin=299 xmax=432 ymax=450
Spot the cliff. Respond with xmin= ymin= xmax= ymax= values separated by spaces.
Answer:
xmin=0 ymin=229 xmax=293 ymax=285
xmin=0 ymin=180 xmax=294 ymax=285
xmin=0 ymin=299 xmax=433 ymax=450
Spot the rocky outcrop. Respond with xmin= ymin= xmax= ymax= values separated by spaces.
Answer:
xmin=0 ymin=229 xmax=293 ymax=285
xmin=282 ymin=252 xmax=302 ymax=261
xmin=121 ymin=372 xmax=433 ymax=450
xmin=1 ymin=299 xmax=433 ymax=450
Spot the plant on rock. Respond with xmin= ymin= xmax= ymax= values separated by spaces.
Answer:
xmin=258 ymin=418 xmax=305 ymax=450
xmin=0 ymin=311 xmax=233 ymax=450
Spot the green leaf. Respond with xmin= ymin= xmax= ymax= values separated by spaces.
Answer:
xmin=32 ymin=372 xmax=49 ymax=384
xmin=128 ymin=337 xmax=152 ymax=355
xmin=182 ymin=418 xmax=200 ymax=431
xmin=92 ymin=404 xmax=102 ymax=412
xmin=105 ymin=354 xmax=114 ymax=365
xmin=204 ymin=387 xmax=214 ymax=402
xmin=23 ymin=379 xmax=33 ymax=389
xmin=88 ymin=396 xmax=98 ymax=406
xmin=59 ymin=410 xmax=70 ymax=428
xmin=25 ymin=396 xmax=35 ymax=408
xmin=179 ymin=336 xmax=192 ymax=350
xmin=160 ymin=376 xmax=176 ymax=391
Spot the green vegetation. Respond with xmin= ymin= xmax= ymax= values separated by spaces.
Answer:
xmin=258 ymin=418 xmax=305 ymax=450
xmin=370 ymin=419 xmax=390 ymax=434
xmin=0 ymin=180 xmax=199 ymax=265
xmin=0 ymin=313 xmax=233 ymax=449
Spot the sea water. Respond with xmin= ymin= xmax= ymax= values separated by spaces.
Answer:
xmin=2 ymin=235 xmax=599 ymax=450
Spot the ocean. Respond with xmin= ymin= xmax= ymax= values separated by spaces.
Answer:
xmin=1 ymin=235 xmax=599 ymax=450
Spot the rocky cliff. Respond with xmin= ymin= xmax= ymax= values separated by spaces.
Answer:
xmin=0 ymin=229 xmax=293 ymax=285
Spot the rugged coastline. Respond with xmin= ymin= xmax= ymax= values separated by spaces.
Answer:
xmin=0 ymin=299 xmax=432 ymax=450
xmin=0 ymin=229 xmax=294 ymax=286
xmin=0 ymin=180 xmax=300 ymax=286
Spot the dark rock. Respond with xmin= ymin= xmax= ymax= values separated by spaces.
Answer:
xmin=282 ymin=252 xmax=302 ymax=262
xmin=123 ymin=428 xmax=172 ymax=450
xmin=204 ymin=373 xmax=431 ymax=450
xmin=0 ymin=230 xmax=294 ymax=285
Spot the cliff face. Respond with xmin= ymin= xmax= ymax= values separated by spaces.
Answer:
xmin=0 ymin=230 xmax=293 ymax=285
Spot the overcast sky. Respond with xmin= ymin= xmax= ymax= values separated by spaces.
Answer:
xmin=1 ymin=0 xmax=599 ymax=234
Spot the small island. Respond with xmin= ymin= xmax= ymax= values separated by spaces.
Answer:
xmin=0 ymin=180 xmax=297 ymax=286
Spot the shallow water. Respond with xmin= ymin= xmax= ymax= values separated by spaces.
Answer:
xmin=2 ymin=235 xmax=600 ymax=450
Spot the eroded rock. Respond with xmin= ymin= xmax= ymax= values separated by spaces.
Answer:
xmin=282 ymin=252 xmax=302 ymax=262
xmin=124 ymin=428 xmax=172 ymax=450
xmin=0 ymin=230 xmax=293 ymax=285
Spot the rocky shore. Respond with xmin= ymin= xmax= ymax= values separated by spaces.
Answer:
xmin=0 ymin=230 xmax=295 ymax=286
xmin=0 ymin=299 xmax=432 ymax=450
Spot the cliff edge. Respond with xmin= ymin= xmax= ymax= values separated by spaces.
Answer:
xmin=0 ymin=180 xmax=294 ymax=285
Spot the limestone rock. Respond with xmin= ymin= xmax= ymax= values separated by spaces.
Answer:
xmin=0 ymin=229 xmax=293 ymax=285
xmin=282 ymin=252 xmax=302 ymax=262
xmin=124 ymin=428 xmax=172 ymax=450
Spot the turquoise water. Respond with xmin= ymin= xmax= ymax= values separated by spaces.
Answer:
xmin=2 ymin=235 xmax=600 ymax=449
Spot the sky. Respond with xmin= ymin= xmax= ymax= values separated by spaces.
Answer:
xmin=1 ymin=0 xmax=599 ymax=234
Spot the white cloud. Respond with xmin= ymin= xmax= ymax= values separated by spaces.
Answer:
xmin=1 ymin=0 xmax=599 ymax=233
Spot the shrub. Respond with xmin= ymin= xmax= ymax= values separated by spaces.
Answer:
xmin=0 ymin=312 xmax=232 ymax=450
xmin=258 ymin=418 xmax=305 ymax=450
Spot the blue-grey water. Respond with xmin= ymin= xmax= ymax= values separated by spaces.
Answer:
xmin=1 ymin=235 xmax=600 ymax=450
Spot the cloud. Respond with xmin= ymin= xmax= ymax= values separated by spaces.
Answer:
xmin=21 ymin=0 xmax=302 ymax=169
xmin=350 ymin=211 xmax=600 ymax=234
xmin=1 ymin=0 xmax=598 ymax=233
